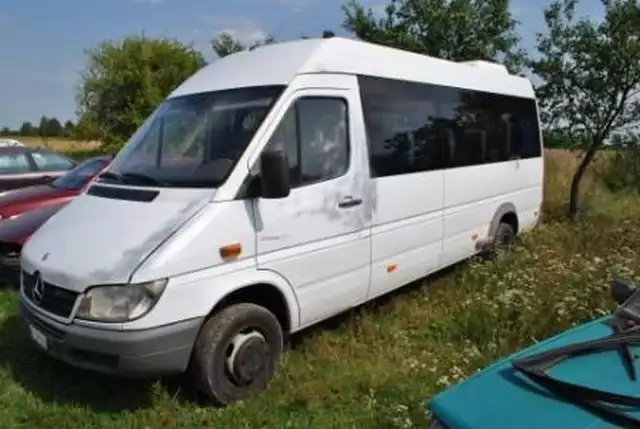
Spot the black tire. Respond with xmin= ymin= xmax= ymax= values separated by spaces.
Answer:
xmin=481 ymin=222 xmax=517 ymax=261
xmin=190 ymin=303 xmax=284 ymax=405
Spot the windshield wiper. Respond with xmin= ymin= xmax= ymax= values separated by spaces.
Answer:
xmin=98 ymin=171 xmax=124 ymax=183
xmin=512 ymin=331 xmax=640 ymax=428
xmin=97 ymin=171 xmax=169 ymax=187
xmin=120 ymin=172 xmax=169 ymax=186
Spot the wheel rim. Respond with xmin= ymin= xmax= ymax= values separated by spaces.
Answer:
xmin=225 ymin=330 xmax=270 ymax=386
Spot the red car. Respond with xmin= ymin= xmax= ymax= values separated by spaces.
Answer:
xmin=0 ymin=155 xmax=112 ymax=220
xmin=0 ymin=155 xmax=112 ymax=279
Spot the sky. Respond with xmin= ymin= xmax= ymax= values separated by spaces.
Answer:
xmin=0 ymin=0 xmax=605 ymax=129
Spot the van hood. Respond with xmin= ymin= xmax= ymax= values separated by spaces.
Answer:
xmin=20 ymin=186 xmax=214 ymax=292
xmin=429 ymin=317 xmax=640 ymax=428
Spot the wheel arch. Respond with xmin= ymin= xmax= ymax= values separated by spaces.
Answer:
xmin=205 ymin=270 xmax=300 ymax=334
xmin=488 ymin=202 xmax=519 ymax=237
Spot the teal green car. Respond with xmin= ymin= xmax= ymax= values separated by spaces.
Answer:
xmin=427 ymin=278 xmax=640 ymax=428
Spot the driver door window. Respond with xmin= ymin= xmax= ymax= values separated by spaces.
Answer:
xmin=264 ymin=97 xmax=349 ymax=188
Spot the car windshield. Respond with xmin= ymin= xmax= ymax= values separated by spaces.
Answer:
xmin=102 ymin=85 xmax=285 ymax=188
xmin=52 ymin=158 xmax=109 ymax=190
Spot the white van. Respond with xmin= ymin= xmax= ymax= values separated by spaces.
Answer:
xmin=18 ymin=37 xmax=543 ymax=404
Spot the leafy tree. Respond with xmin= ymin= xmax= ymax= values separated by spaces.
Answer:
xmin=76 ymin=34 xmax=206 ymax=150
xmin=342 ymin=0 xmax=526 ymax=73
xmin=39 ymin=116 xmax=63 ymax=137
xmin=531 ymin=0 xmax=640 ymax=218
xmin=212 ymin=33 xmax=245 ymax=57
xmin=19 ymin=121 xmax=37 ymax=136
xmin=211 ymin=32 xmax=276 ymax=58
xmin=63 ymin=120 xmax=75 ymax=137
xmin=0 ymin=127 xmax=10 ymax=136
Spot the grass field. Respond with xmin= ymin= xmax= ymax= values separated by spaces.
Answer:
xmin=0 ymin=149 xmax=638 ymax=428
xmin=5 ymin=136 xmax=102 ymax=152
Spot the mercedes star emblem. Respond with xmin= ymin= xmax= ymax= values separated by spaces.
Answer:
xmin=32 ymin=272 xmax=45 ymax=305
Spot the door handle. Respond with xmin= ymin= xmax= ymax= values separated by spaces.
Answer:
xmin=338 ymin=196 xmax=363 ymax=208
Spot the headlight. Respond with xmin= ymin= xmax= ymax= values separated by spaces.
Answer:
xmin=75 ymin=279 xmax=167 ymax=322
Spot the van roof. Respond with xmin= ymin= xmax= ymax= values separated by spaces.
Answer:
xmin=170 ymin=37 xmax=535 ymax=100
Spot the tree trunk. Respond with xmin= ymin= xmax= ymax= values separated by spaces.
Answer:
xmin=568 ymin=141 xmax=600 ymax=219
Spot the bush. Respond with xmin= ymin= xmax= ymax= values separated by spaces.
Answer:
xmin=602 ymin=137 xmax=640 ymax=193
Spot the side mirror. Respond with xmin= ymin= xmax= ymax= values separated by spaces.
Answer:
xmin=611 ymin=277 xmax=638 ymax=305
xmin=259 ymin=149 xmax=290 ymax=199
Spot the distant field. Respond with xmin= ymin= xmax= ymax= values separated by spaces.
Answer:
xmin=4 ymin=136 xmax=102 ymax=153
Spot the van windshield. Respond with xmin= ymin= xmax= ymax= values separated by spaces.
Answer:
xmin=102 ymin=85 xmax=285 ymax=188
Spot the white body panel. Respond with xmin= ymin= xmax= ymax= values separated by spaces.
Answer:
xmin=20 ymin=37 xmax=543 ymax=341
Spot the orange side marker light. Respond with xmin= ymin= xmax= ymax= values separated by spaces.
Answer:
xmin=220 ymin=243 xmax=242 ymax=260
xmin=387 ymin=264 xmax=398 ymax=273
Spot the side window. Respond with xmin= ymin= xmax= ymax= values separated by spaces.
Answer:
xmin=0 ymin=153 xmax=31 ymax=174
xmin=31 ymin=152 xmax=74 ymax=171
xmin=511 ymin=100 xmax=542 ymax=159
xmin=264 ymin=97 xmax=349 ymax=187
xmin=359 ymin=75 xmax=453 ymax=177
xmin=359 ymin=75 xmax=542 ymax=173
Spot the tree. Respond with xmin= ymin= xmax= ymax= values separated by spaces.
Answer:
xmin=63 ymin=120 xmax=75 ymax=137
xmin=531 ymin=0 xmax=640 ymax=218
xmin=0 ymin=127 xmax=10 ymax=136
xmin=342 ymin=0 xmax=527 ymax=73
xmin=38 ymin=116 xmax=63 ymax=138
xmin=211 ymin=32 xmax=276 ymax=58
xmin=212 ymin=32 xmax=245 ymax=57
xmin=19 ymin=121 xmax=37 ymax=136
xmin=76 ymin=34 xmax=206 ymax=149
xmin=38 ymin=115 xmax=50 ymax=143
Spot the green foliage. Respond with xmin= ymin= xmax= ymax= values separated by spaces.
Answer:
xmin=543 ymin=129 xmax=580 ymax=149
xmin=602 ymin=134 xmax=640 ymax=193
xmin=18 ymin=121 xmax=37 ymax=137
xmin=38 ymin=115 xmax=63 ymax=138
xmin=530 ymin=0 xmax=640 ymax=218
xmin=211 ymin=32 xmax=276 ymax=58
xmin=212 ymin=32 xmax=246 ymax=57
xmin=76 ymin=34 xmax=206 ymax=150
xmin=341 ymin=0 xmax=527 ymax=74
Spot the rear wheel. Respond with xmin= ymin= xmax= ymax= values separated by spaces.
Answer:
xmin=190 ymin=303 xmax=283 ymax=405
xmin=481 ymin=221 xmax=517 ymax=261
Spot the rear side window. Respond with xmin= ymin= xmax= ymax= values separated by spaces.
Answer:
xmin=0 ymin=153 xmax=31 ymax=174
xmin=31 ymin=152 xmax=75 ymax=172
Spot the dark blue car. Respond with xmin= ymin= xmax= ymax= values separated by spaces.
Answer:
xmin=427 ymin=278 xmax=640 ymax=428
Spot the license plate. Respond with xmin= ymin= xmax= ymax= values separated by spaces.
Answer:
xmin=29 ymin=325 xmax=47 ymax=350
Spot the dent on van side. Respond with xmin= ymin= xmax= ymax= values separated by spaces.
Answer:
xmin=17 ymin=36 xmax=543 ymax=406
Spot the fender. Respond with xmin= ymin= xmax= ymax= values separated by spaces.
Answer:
xmin=488 ymin=202 xmax=517 ymax=238
xmin=476 ymin=202 xmax=517 ymax=251
xmin=116 ymin=262 xmax=301 ymax=332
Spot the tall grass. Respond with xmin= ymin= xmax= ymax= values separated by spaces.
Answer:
xmin=0 ymin=148 xmax=637 ymax=428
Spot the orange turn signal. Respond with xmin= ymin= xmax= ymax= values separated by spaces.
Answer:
xmin=220 ymin=243 xmax=242 ymax=259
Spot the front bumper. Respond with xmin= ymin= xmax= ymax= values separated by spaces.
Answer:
xmin=19 ymin=296 xmax=204 ymax=377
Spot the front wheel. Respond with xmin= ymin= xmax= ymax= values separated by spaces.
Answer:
xmin=190 ymin=303 xmax=284 ymax=405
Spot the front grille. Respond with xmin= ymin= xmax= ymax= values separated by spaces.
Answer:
xmin=22 ymin=270 xmax=78 ymax=318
